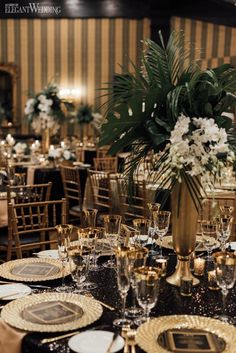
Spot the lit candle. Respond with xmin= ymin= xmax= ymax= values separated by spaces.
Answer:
xmin=208 ymin=270 xmax=219 ymax=291
xmin=193 ymin=257 xmax=206 ymax=276
xmin=155 ymin=256 xmax=168 ymax=277
xmin=61 ymin=141 xmax=65 ymax=148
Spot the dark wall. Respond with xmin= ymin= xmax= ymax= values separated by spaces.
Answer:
xmin=0 ymin=0 xmax=235 ymax=43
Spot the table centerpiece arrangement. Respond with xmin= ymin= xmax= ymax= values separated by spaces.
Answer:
xmin=99 ymin=30 xmax=236 ymax=286
xmin=25 ymin=83 xmax=70 ymax=153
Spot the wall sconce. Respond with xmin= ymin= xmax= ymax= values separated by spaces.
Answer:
xmin=59 ymin=87 xmax=82 ymax=102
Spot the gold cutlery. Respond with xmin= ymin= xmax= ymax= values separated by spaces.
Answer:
xmin=126 ymin=330 xmax=137 ymax=353
xmin=85 ymin=293 xmax=115 ymax=311
xmin=41 ymin=330 xmax=80 ymax=344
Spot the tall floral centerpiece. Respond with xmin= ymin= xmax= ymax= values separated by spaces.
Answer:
xmin=99 ymin=31 xmax=236 ymax=286
xmin=76 ymin=103 xmax=103 ymax=141
xmin=25 ymin=83 xmax=66 ymax=153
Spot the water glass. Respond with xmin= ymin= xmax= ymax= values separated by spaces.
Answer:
xmin=103 ymin=215 xmax=122 ymax=269
xmin=68 ymin=245 xmax=90 ymax=293
xmin=126 ymin=246 xmax=148 ymax=318
xmin=201 ymin=220 xmax=218 ymax=262
xmin=133 ymin=218 xmax=151 ymax=247
xmin=216 ymin=216 xmax=233 ymax=252
xmin=153 ymin=211 xmax=171 ymax=257
xmin=214 ymin=252 xmax=236 ymax=324
xmin=55 ymin=224 xmax=73 ymax=292
xmin=147 ymin=203 xmax=160 ymax=256
xmin=134 ymin=266 xmax=161 ymax=326
xmin=113 ymin=246 xmax=132 ymax=328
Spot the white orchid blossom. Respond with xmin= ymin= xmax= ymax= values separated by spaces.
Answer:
xmin=166 ymin=114 xmax=235 ymax=186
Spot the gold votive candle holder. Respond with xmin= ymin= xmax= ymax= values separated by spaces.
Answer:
xmin=193 ymin=257 xmax=206 ymax=276
xmin=180 ymin=277 xmax=193 ymax=297
xmin=154 ymin=256 xmax=168 ymax=277
xmin=208 ymin=270 xmax=219 ymax=291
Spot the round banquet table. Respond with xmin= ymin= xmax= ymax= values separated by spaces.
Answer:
xmin=0 ymin=247 xmax=235 ymax=353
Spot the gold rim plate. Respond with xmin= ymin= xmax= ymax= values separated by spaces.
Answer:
xmin=136 ymin=315 xmax=236 ymax=353
xmin=0 ymin=258 xmax=71 ymax=282
xmin=156 ymin=235 xmax=220 ymax=252
xmin=1 ymin=292 xmax=103 ymax=332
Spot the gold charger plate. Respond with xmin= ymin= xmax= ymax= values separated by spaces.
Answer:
xmin=0 ymin=257 xmax=72 ymax=282
xmin=1 ymin=292 xmax=103 ymax=332
xmin=156 ymin=235 xmax=220 ymax=252
xmin=136 ymin=315 xmax=236 ymax=353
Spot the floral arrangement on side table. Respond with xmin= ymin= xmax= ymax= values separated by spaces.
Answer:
xmin=25 ymin=83 xmax=66 ymax=135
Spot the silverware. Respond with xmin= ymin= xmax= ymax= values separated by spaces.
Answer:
xmin=41 ymin=330 xmax=80 ymax=344
xmin=106 ymin=331 xmax=119 ymax=353
xmin=85 ymin=293 xmax=115 ymax=311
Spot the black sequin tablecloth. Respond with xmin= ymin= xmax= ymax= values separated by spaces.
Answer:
xmin=1 ymin=250 xmax=236 ymax=353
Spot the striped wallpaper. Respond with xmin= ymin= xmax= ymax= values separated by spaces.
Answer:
xmin=0 ymin=18 xmax=150 ymax=134
xmin=171 ymin=16 xmax=236 ymax=70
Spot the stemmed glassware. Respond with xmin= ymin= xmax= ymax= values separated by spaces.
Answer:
xmin=77 ymin=227 xmax=97 ymax=290
xmin=201 ymin=220 xmax=218 ymax=262
xmin=214 ymin=252 xmax=236 ymax=324
xmin=113 ymin=246 xmax=132 ymax=328
xmin=134 ymin=266 xmax=161 ymax=326
xmin=126 ymin=246 xmax=148 ymax=318
xmin=153 ymin=211 xmax=171 ymax=258
xmin=55 ymin=224 xmax=73 ymax=292
xmin=68 ymin=244 xmax=91 ymax=294
xmin=133 ymin=218 xmax=151 ymax=247
xmin=216 ymin=215 xmax=234 ymax=252
xmin=82 ymin=208 xmax=98 ymax=227
xmin=147 ymin=203 xmax=160 ymax=256
xmin=103 ymin=215 xmax=122 ymax=269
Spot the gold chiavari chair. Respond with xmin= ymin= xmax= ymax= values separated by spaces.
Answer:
xmin=7 ymin=182 xmax=52 ymax=204
xmin=0 ymin=182 xmax=52 ymax=262
xmin=60 ymin=164 xmax=83 ymax=223
xmin=96 ymin=146 xmax=110 ymax=158
xmin=8 ymin=198 xmax=67 ymax=259
xmin=116 ymin=176 xmax=148 ymax=223
xmin=88 ymin=170 xmax=113 ymax=213
xmin=93 ymin=157 xmax=118 ymax=173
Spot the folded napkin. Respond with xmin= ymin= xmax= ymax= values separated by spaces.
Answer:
xmin=0 ymin=319 xmax=26 ymax=353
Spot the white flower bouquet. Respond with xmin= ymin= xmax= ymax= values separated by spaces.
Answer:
xmin=25 ymin=84 xmax=65 ymax=135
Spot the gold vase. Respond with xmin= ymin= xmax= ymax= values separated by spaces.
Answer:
xmin=166 ymin=180 xmax=200 ymax=287
xmin=42 ymin=128 xmax=50 ymax=154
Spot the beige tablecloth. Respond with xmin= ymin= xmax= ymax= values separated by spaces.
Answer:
xmin=0 ymin=319 xmax=26 ymax=353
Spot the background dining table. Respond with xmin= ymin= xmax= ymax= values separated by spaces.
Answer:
xmin=0 ymin=247 xmax=235 ymax=353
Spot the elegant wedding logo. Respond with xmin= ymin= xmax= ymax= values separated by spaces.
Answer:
xmin=5 ymin=2 xmax=61 ymax=15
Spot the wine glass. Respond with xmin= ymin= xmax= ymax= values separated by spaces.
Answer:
xmin=87 ymin=227 xmax=105 ymax=272
xmin=132 ymin=218 xmax=151 ymax=247
xmin=126 ymin=246 xmax=148 ymax=318
xmin=77 ymin=227 xmax=98 ymax=290
xmin=153 ymin=211 xmax=171 ymax=257
xmin=55 ymin=224 xmax=73 ymax=292
xmin=147 ymin=203 xmax=160 ymax=256
xmin=103 ymin=215 xmax=122 ymax=269
xmin=216 ymin=215 xmax=234 ymax=252
xmin=68 ymin=244 xmax=91 ymax=294
xmin=113 ymin=246 xmax=132 ymax=328
xmin=134 ymin=266 xmax=161 ymax=326
xmin=201 ymin=220 xmax=218 ymax=262
xmin=214 ymin=252 xmax=236 ymax=324
xmin=219 ymin=205 xmax=234 ymax=217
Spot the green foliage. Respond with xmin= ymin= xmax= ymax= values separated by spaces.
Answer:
xmin=98 ymin=30 xmax=236 ymax=208
xmin=76 ymin=103 xmax=93 ymax=124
